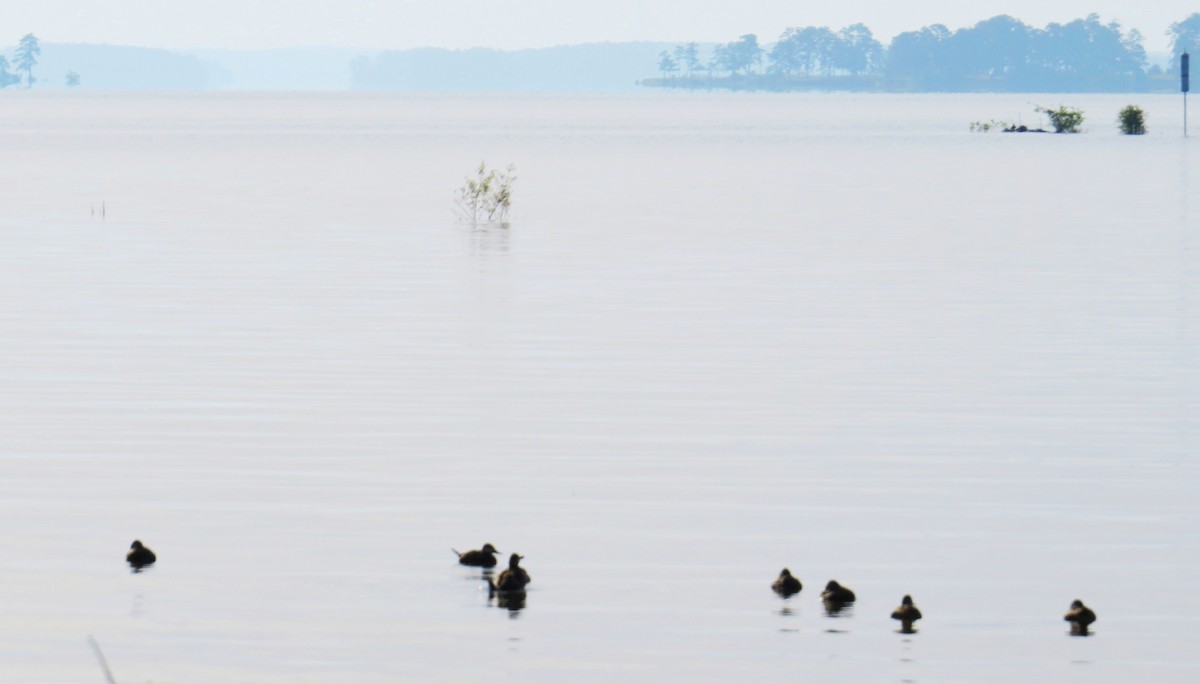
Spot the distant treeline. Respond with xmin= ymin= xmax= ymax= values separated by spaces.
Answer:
xmin=4 ymin=12 xmax=1197 ymax=93
xmin=349 ymin=43 xmax=667 ymax=92
xmin=647 ymin=13 xmax=1200 ymax=92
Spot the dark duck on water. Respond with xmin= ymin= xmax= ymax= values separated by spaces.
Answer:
xmin=821 ymin=579 xmax=856 ymax=614
xmin=1064 ymin=599 xmax=1096 ymax=635
xmin=891 ymin=594 xmax=922 ymax=633
xmin=453 ymin=543 xmax=500 ymax=567
xmin=771 ymin=568 xmax=802 ymax=598
xmin=126 ymin=540 xmax=156 ymax=571
xmin=488 ymin=553 xmax=531 ymax=592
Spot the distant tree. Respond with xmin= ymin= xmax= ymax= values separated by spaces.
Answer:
xmin=832 ymin=23 xmax=884 ymax=75
xmin=886 ymin=24 xmax=952 ymax=87
xmin=65 ymin=71 xmax=81 ymax=87
xmin=657 ymin=50 xmax=678 ymax=79
xmin=674 ymin=43 xmax=702 ymax=76
xmin=671 ymin=45 xmax=686 ymax=76
xmin=948 ymin=15 xmax=1035 ymax=87
xmin=1036 ymin=15 xmax=1146 ymax=90
xmin=1167 ymin=13 xmax=1200 ymax=72
xmin=1122 ymin=29 xmax=1148 ymax=70
xmin=0 ymin=56 xmax=18 ymax=88
xmin=769 ymin=26 xmax=837 ymax=76
xmin=767 ymin=28 xmax=804 ymax=76
xmin=15 ymin=33 xmax=40 ymax=88
xmin=718 ymin=34 xmax=762 ymax=75
xmin=707 ymin=44 xmax=727 ymax=76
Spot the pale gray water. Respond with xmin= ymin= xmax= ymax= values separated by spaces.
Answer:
xmin=0 ymin=92 xmax=1197 ymax=683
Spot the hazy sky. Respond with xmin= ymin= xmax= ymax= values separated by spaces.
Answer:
xmin=5 ymin=1 xmax=1196 ymax=53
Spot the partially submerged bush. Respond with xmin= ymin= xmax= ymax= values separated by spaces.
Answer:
xmin=1035 ymin=105 xmax=1085 ymax=133
xmin=970 ymin=119 xmax=1010 ymax=132
xmin=1118 ymin=105 xmax=1146 ymax=135
xmin=970 ymin=118 xmax=1048 ymax=134
xmin=456 ymin=162 xmax=516 ymax=225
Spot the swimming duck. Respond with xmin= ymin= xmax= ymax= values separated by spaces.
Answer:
xmin=821 ymin=579 xmax=856 ymax=604
xmin=891 ymin=594 xmax=922 ymax=632
xmin=1064 ymin=599 xmax=1096 ymax=635
xmin=821 ymin=580 xmax=856 ymax=614
xmin=772 ymin=568 xmax=802 ymax=598
xmin=126 ymin=540 xmax=156 ymax=571
xmin=453 ymin=543 xmax=500 ymax=567
xmin=489 ymin=553 xmax=531 ymax=592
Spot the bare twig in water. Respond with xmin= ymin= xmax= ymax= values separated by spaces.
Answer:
xmin=87 ymin=635 xmax=117 ymax=684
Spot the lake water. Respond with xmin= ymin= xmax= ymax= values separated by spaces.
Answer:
xmin=0 ymin=91 xmax=1196 ymax=683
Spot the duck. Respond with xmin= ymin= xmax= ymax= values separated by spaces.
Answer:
xmin=1064 ymin=599 xmax=1096 ymax=635
xmin=488 ymin=553 xmax=531 ymax=592
xmin=821 ymin=579 xmax=856 ymax=604
xmin=771 ymin=568 xmax=802 ymax=598
xmin=891 ymin=594 xmax=922 ymax=632
xmin=126 ymin=540 xmax=156 ymax=571
xmin=821 ymin=579 xmax=856 ymax=614
xmin=452 ymin=543 xmax=500 ymax=567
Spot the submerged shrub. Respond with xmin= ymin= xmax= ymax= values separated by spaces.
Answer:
xmin=969 ymin=119 xmax=1011 ymax=132
xmin=456 ymin=162 xmax=516 ymax=225
xmin=1118 ymin=105 xmax=1146 ymax=135
xmin=1035 ymin=105 xmax=1085 ymax=133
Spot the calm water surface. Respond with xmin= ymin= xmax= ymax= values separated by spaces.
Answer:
xmin=0 ymin=92 xmax=1197 ymax=682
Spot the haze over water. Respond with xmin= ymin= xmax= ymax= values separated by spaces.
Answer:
xmin=0 ymin=92 xmax=1196 ymax=682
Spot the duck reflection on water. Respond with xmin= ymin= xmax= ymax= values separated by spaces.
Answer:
xmin=493 ymin=589 xmax=527 ymax=613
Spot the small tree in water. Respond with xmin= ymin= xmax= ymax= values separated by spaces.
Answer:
xmin=1117 ymin=105 xmax=1146 ymax=134
xmin=1035 ymin=105 xmax=1085 ymax=133
xmin=456 ymin=162 xmax=516 ymax=225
